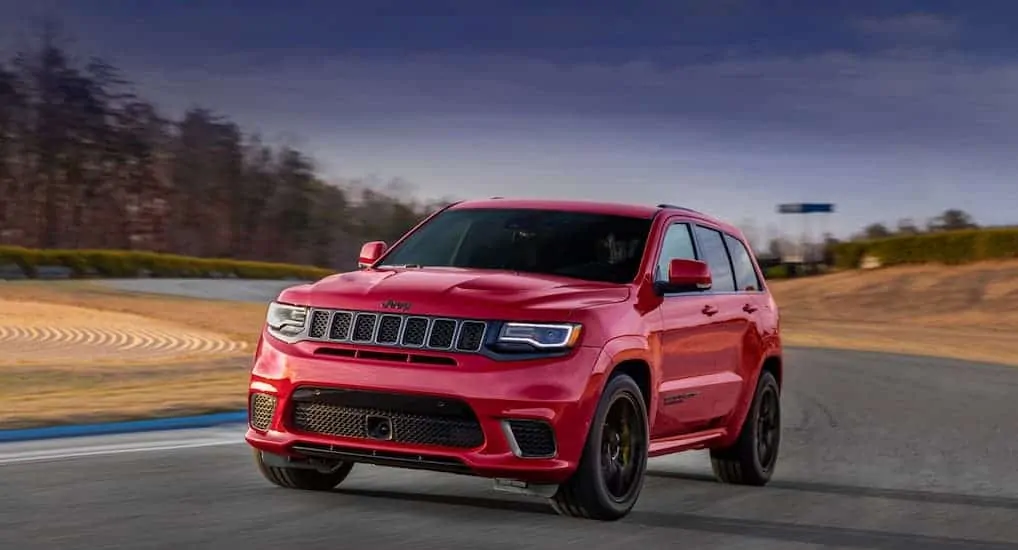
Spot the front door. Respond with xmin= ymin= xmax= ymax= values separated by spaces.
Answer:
xmin=653 ymin=220 xmax=730 ymax=438
xmin=688 ymin=224 xmax=749 ymax=422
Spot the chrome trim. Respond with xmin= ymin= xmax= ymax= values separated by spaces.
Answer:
xmin=351 ymin=313 xmax=378 ymax=343
xmin=501 ymin=420 xmax=524 ymax=458
xmin=458 ymin=320 xmax=488 ymax=353
xmin=401 ymin=316 xmax=430 ymax=348
xmin=376 ymin=314 xmax=404 ymax=344
xmin=500 ymin=419 xmax=558 ymax=460
xmin=427 ymin=317 xmax=458 ymax=350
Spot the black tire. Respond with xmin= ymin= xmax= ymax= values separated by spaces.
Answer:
xmin=254 ymin=449 xmax=355 ymax=491
xmin=709 ymin=370 xmax=781 ymax=486
xmin=550 ymin=373 xmax=649 ymax=521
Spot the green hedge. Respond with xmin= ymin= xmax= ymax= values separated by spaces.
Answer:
xmin=762 ymin=264 xmax=790 ymax=280
xmin=831 ymin=228 xmax=1018 ymax=269
xmin=0 ymin=246 xmax=333 ymax=280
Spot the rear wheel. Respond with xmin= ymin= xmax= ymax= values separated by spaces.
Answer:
xmin=551 ymin=374 xmax=649 ymax=520
xmin=254 ymin=449 xmax=355 ymax=491
xmin=709 ymin=370 xmax=781 ymax=485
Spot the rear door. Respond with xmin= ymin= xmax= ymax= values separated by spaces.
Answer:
xmin=722 ymin=232 xmax=769 ymax=403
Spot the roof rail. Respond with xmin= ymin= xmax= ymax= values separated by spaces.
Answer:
xmin=657 ymin=203 xmax=703 ymax=214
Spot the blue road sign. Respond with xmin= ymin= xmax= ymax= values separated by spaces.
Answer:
xmin=777 ymin=203 xmax=835 ymax=214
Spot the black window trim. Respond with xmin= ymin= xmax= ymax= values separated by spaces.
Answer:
xmin=689 ymin=223 xmax=738 ymax=294
xmin=654 ymin=215 xmax=766 ymax=297
xmin=652 ymin=219 xmax=700 ymax=287
xmin=721 ymin=231 xmax=766 ymax=294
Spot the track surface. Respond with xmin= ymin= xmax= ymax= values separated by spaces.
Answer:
xmin=3 ymin=347 xmax=1018 ymax=549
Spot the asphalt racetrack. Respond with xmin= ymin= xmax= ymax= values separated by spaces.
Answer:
xmin=3 ymin=280 xmax=1018 ymax=549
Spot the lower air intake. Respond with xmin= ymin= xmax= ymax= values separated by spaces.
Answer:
xmin=249 ymin=393 xmax=277 ymax=431
xmin=289 ymin=388 xmax=485 ymax=449
xmin=505 ymin=419 xmax=557 ymax=458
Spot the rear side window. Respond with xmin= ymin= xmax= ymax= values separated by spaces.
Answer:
xmin=724 ymin=234 xmax=762 ymax=292
xmin=692 ymin=225 xmax=736 ymax=292
xmin=655 ymin=222 xmax=697 ymax=282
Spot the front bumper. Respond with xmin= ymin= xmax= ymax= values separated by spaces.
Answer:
xmin=244 ymin=334 xmax=609 ymax=484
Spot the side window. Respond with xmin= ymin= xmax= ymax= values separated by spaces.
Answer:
xmin=692 ymin=225 xmax=736 ymax=292
xmin=655 ymin=223 xmax=696 ymax=282
xmin=724 ymin=234 xmax=762 ymax=292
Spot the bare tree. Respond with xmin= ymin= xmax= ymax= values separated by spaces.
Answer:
xmin=0 ymin=31 xmax=439 ymax=268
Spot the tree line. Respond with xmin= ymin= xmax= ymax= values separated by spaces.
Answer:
xmin=855 ymin=208 xmax=980 ymax=241
xmin=0 ymin=32 xmax=442 ymax=270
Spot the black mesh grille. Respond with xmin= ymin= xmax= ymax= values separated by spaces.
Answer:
xmin=456 ymin=321 xmax=486 ymax=352
xmin=291 ymin=390 xmax=485 ymax=449
xmin=309 ymin=311 xmax=330 ymax=338
xmin=303 ymin=308 xmax=488 ymax=354
xmin=402 ymin=318 xmax=428 ymax=346
xmin=376 ymin=315 xmax=403 ymax=344
xmin=249 ymin=393 xmax=277 ymax=431
xmin=352 ymin=314 xmax=376 ymax=342
xmin=428 ymin=319 xmax=456 ymax=349
xmin=507 ymin=419 xmax=557 ymax=458
xmin=329 ymin=312 xmax=353 ymax=340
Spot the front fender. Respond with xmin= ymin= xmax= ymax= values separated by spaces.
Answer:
xmin=592 ymin=334 xmax=659 ymax=428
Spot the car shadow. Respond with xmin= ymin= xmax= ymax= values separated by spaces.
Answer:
xmin=627 ymin=510 xmax=1018 ymax=550
xmin=645 ymin=470 xmax=1018 ymax=510
xmin=337 ymin=476 xmax=1018 ymax=549
xmin=335 ymin=487 xmax=557 ymax=515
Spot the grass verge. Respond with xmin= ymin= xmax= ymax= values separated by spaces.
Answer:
xmin=769 ymin=260 xmax=1018 ymax=367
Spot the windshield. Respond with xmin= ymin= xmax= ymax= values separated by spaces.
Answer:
xmin=378 ymin=208 xmax=653 ymax=284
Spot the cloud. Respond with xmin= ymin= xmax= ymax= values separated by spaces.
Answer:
xmin=116 ymin=44 xmax=1018 ymax=162
xmin=850 ymin=13 xmax=961 ymax=43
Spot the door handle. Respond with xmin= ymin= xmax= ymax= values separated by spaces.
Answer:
xmin=743 ymin=303 xmax=758 ymax=313
xmin=701 ymin=305 xmax=719 ymax=317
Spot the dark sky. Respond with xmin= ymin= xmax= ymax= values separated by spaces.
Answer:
xmin=3 ymin=0 xmax=1017 ymax=237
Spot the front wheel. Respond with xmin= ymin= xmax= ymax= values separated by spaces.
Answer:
xmin=254 ymin=449 xmax=355 ymax=491
xmin=709 ymin=370 xmax=781 ymax=485
xmin=550 ymin=373 xmax=649 ymax=520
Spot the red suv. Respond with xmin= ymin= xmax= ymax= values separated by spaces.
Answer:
xmin=246 ymin=199 xmax=783 ymax=521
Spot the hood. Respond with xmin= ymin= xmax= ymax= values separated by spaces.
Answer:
xmin=278 ymin=267 xmax=631 ymax=321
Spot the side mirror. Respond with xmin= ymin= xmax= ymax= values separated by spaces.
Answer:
xmin=662 ymin=258 xmax=712 ymax=293
xmin=358 ymin=241 xmax=387 ymax=268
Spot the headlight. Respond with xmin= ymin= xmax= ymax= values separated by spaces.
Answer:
xmin=265 ymin=301 xmax=308 ymax=340
xmin=497 ymin=322 xmax=582 ymax=350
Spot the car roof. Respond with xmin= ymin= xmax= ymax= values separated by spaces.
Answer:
xmin=449 ymin=198 xmax=740 ymax=234
xmin=450 ymin=198 xmax=660 ymax=218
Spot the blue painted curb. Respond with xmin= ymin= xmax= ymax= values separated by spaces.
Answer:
xmin=0 ymin=410 xmax=248 ymax=443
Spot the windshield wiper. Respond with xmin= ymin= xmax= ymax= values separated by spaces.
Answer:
xmin=377 ymin=264 xmax=424 ymax=269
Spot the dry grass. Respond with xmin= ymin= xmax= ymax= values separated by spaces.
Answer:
xmin=2 ymin=263 xmax=1017 ymax=428
xmin=770 ymin=260 xmax=1018 ymax=367
xmin=0 ymin=281 xmax=267 ymax=343
xmin=1 ymin=358 xmax=251 ymax=429
xmin=0 ymin=281 xmax=265 ymax=428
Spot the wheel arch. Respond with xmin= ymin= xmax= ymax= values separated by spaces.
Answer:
xmin=594 ymin=334 xmax=657 ymax=425
xmin=761 ymin=354 xmax=783 ymax=390
xmin=607 ymin=359 xmax=652 ymax=412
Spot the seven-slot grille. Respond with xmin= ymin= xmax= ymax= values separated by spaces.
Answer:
xmin=305 ymin=308 xmax=488 ymax=353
